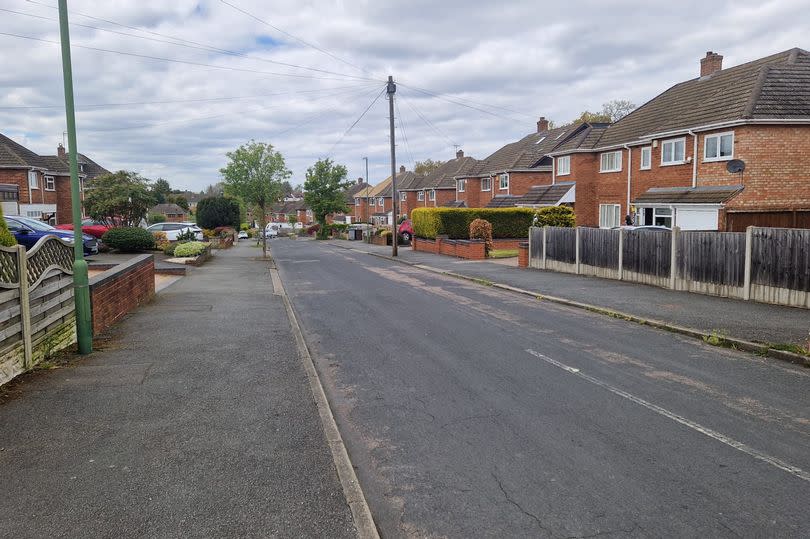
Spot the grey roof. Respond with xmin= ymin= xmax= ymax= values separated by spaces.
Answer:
xmin=596 ymin=48 xmax=810 ymax=147
xmin=72 ymin=153 xmax=110 ymax=179
xmin=375 ymin=171 xmax=420 ymax=197
xmin=485 ymin=195 xmax=522 ymax=208
xmin=442 ymin=200 xmax=466 ymax=208
xmin=151 ymin=203 xmax=187 ymax=215
xmin=514 ymin=183 xmax=575 ymax=206
xmin=0 ymin=133 xmax=49 ymax=169
xmin=343 ymin=181 xmax=371 ymax=203
xmin=633 ymin=185 xmax=744 ymax=204
xmin=422 ymin=157 xmax=480 ymax=189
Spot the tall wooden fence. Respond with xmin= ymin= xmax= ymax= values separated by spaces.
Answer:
xmin=528 ymin=226 xmax=810 ymax=308
xmin=0 ymin=237 xmax=77 ymax=386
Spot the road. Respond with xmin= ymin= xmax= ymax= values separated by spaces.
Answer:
xmin=273 ymin=238 xmax=810 ymax=538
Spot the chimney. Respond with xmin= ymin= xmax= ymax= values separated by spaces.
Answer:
xmin=456 ymin=149 xmax=464 ymax=159
xmin=537 ymin=116 xmax=549 ymax=133
xmin=700 ymin=51 xmax=723 ymax=77
xmin=57 ymin=143 xmax=66 ymax=159
xmin=357 ymin=177 xmax=364 ymax=184
xmin=400 ymin=165 xmax=406 ymax=173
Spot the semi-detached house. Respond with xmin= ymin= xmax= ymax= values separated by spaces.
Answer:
xmin=353 ymin=166 xmax=419 ymax=224
xmin=398 ymin=150 xmax=477 ymax=217
xmin=548 ymin=48 xmax=810 ymax=231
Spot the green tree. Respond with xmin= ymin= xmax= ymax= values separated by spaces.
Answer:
xmin=0 ymin=204 xmax=17 ymax=247
xmin=303 ymin=158 xmax=351 ymax=239
xmin=220 ymin=141 xmax=290 ymax=258
xmin=167 ymin=194 xmax=190 ymax=211
xmin=602 ymin=99 xmax=636 ymax=122
xmin=152 ymin=178 xmax=172 ymax=204
xmin=414 ymin=159 xmax=444 ymax=175
xmin=287 ymin=214 xmax=297 ymax=226
xmin=196 ymin=197 xmax=241 ymax=229
xmin=84 ymin=171 xmax=156 ymax=227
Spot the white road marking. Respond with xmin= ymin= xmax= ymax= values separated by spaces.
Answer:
xmin=526 ymin=349 xmax=810 ymax=483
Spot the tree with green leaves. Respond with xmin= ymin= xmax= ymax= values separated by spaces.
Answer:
xmin=414 ymin=159 xmax=445 ymax=175
xmin=152 ymin=178 xmax=172 ymax=204
xmin=220 ymin=141 xmax=290 ymax=258
xmin=84 ymin=171 xmax=156 ymax=227
xmin=196 ymin=197 xmax=241 ymax=229
xmin=167 ymin=194 xmax=190 ymax=211
xmin=601 ymin=99 xmax=636 ymax=122
xmin=304 ymin=158 xmax=351 ymax=240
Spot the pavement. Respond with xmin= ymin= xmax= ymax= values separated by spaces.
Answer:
xmin=273 ymin=238 xmax=810 ymax=538
xmin=0 ymin=243 xmax=355 ymax=538
xmin=334 ymin=239 xmax=810 ymax=349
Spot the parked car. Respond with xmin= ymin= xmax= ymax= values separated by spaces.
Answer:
xmin=237 ymin=230 xmax=249 ymax=239
xmin=398 ymin=219 xmax=413 ymax=241
xmin=5 ymin=216 xmax=98 ymax=256
xmin=146 ymin=222 xmax=203 ymax=241
xmin=55 ymin=218 xmax=110 ymax=239
xmin=264 ymin=223 xmax=280 ymax=238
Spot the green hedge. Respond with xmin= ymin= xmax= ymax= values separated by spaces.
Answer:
xmin=412 ymin=207 xmax=535 ymax=239
xmin=102 ymin=227 xmax=155 ymax=252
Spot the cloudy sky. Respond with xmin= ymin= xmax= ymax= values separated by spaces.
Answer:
xmin=0 ymin=0 xmax=807 ymax=191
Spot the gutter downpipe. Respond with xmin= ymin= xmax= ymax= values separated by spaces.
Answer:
xmin=551 ymin=157 xmax=556 ymax=185
xmin=688 ymin=130 xmax=698 ymax=187
xmin=624 ymin=145 xmax=632 ymax=216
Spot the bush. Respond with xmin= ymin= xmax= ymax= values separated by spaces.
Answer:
xmin=152 ymin=230 xmax=170 ymax=250
xmin=240 ymin=223 xmax=250 ymax=231
xmin=0 ymin=206 xmax=17 ymax=247
xmin=148 ymin=213 xmax=166 ymax=225
xmin=196 ymin=196 xmax=241 ymax=229
xmin=412 ymin=207 xmax=535 ymax=239
xmin=469 ymin=218 xmax=494 ymax=255
xmin=306 ymin=223 xmax=321 ymax=236
xmin=177 ymin=228 xmax=198 ymax=242
xmin=534 ymin=206 xmax=575 ymax=227
xmin=102 ymin=227 xmax=155 ymax=252
xmin=174 ymin=241 xmax=208 ymax=257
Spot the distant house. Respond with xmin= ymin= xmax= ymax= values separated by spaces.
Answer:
xmin=150 ymin=203 xmax=189 ymax=222
xmin=398 ymin=150 xmax=477 ymax=216
xmin=354 ymin=166 xmax=419 ymax=225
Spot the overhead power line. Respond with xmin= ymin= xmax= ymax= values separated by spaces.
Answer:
xmin=397 ymin=81 xmax=534 ymax=118
xmin=327 ymin=85 xmax=387 ymax=156
xmin=400 ymin=95 xmax=458 ymax=150
xmin=399 ymin=84 xmax=530 ymax=124
xmin=395 ymin=99 xmax=415 ymax=169
xmin=218 ymin=0 xmax=372 ymax=76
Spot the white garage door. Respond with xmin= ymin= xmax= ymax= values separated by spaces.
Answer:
xmin=676 ymin=207 xmax=718 ymax=230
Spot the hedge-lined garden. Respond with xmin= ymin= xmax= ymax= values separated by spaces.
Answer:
xmin=412 ymin=208 xmax=536 ymax=239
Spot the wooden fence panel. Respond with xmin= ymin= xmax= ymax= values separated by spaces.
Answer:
xmin=529 ymin=227 xmax=543 ymax=263
xmin=751 ymin=228 xmax=810 ymax=291
xmin=622 ymin=230 xmax=671 ymax=277
xmin=580 ymin=228 xmax=620 ymax=269
xmin=678 ymin=231 xmax=745 ymax=287
xmin=545 ymin=227 xmax=576 ymax=264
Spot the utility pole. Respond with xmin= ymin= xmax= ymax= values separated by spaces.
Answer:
xmin=387 ymin=75 xmax=398 ymax=257
xmin=57 ymin=0 xmax=92 ymax=354
xmin=362 ymin=156 xmax=370 ymax=243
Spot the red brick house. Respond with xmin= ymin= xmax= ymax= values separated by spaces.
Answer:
xmin=548 ymin=48 xmax=810 ymax=230
xmin=398 ymin=150 xmax=478 ymax=217
xmin=0 ymin=135 xmax=108 ymax=225
xmin=329 ymin=178 xmax=368 ymax=224
xmin=150 ymin=203 xmax=189 ymax=223
xmin=353 ymin=166 xmax=419 ymax=224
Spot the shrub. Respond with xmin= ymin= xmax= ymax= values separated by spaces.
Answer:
xmin=196 ymin=196 xmax=241 ymax=229
xmin=534 ymin=206 xmax=575 ymax=227
xmin=0 ymin=206 xmax=17 ymax=247
xmin=177 ymin=228 xmax=197 ymax=242
xmin=213 ymin=226 xmax=236 ymax=238
xmin=174 ymin=241 xmax=208 ymax=257
xmin=240 ymin=223 xmax=250 ymax=231
xmin=102 ymin=227 xmax=155 ymax=252
xmin=152 ymin=231 xmax=170 ymax=250
xmin=469 ymin=218 xmax=494 ymax=255
xmin=306 ymin=223 xmax=321 ymax=236
xmin=148 ymin=213 xmax=166 ymax=225
xmin=412 ymin=207 xmax=535 ymax=239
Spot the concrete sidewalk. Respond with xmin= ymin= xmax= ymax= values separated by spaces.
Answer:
xmin=334 ymin=239 xmax=809 ymax=350
xmin=0 ymin=244 xmax=355 ymax=538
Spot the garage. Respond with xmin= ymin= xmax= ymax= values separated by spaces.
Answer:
xmin=634 ymin=185 xmax=743 ymax=231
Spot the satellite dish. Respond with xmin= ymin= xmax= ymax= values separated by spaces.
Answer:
xmin=726 ymin=159 xmax=745 ymax=174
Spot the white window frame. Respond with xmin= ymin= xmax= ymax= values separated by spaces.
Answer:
xmin=600 ymin=151 xmax=622 ymax=173
xmin=28 ymin=171 xmax=39 ymax=189
xmin=428 ymin=189 xmax=436 ymax=201
xmin=640 ymin=146 xmax=651 ymax=170
xmin=417 ymin=191 xmax=425 ymax=201
xmin=400 ymin=192 xmax=407 ymax=201
xmin=44 ymin=175 xmax=55 ymax=191
xmin=377 ymin=197 xmax=384 ymax=207
xmin=660 ymin=137 xmax=686 ymax=166
xmin=457 ymin=179 xmax=466 ymax=193
xmin=498 ymin=174 xmax=509 ymax=190
xmin=599 ymin=204 xmax=621 ymax=229
xmin=355 ymin=197 xmax=360 ymax=206
xmin=481 ymin=177 xmax=491 ymax=191
xmin=703 ymin=131 xmax=734 ymax=162
xmin=556 ymin=155 xmax=571 ymax=176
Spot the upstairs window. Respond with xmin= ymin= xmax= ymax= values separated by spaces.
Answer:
xmin=640 ymin=146 xmax=651 ymax=170
xmin=377 ymin=197 xmax=384 ymax=207
xmin=498 ymin=174 xmax=509 ymax=190
xmin=28 ymin=171 xmax=39 ymax=189
xmin=556 ymin=155 xmax=571 ymax=176
xmin=417 ymin=191 xmax=425 ymax=201
xmin=354 ymin=197 xmax=360 ymax=206
xmin=429 ymin=190 xmax=436 ymax=201
xmin=704 ymin=132 xmax=734 ymax=161
xmin=457 ymin=179 xmax=466 ymax=193
xmin=481 ymin=177 xmax=491 ymax=191
xmin=400 ymin=192 xmax=407 ymax=201
xmin=600 ymin=151 xmax=622 ymax=173
xmin=661 ymin=138 xmax=686 ymax=165
xmin=45 ymin=176 xmax=55 ymax=191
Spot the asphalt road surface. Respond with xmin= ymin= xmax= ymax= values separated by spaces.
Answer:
xmin=273 ymin=238 xmax=810 ymax=538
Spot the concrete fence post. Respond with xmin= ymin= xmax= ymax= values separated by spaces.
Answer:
xmin=743 ymin=226 xmax=753 ymax=301
xmin=575 ymin=227 xmax=581 ymax=275
xmin=16 ymin=245 xmax=32 ymax=369
xmin=617 ymin=228 xmax=624 ymax=281
xmin=669 ymin=226 xmax=680 ymax=290
xmin=542 ymin=226 xmax=547 ymax=270
xmin=528 ymin=227 xmax=533 ymax=267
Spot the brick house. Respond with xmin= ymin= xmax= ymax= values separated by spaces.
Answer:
xmin=453 ymin=119 xmax=606 ymax=210
xmin=150 ymin=203 xmax=189 ymax=223
xmin=548 ymin=48 xmax=810 ymax=230
xmin=329 ymin=178 xmax=368 ymax=224
xmin=0 ymin=135 xmax=109 ymax=225
xmin=398 ymin=150 xmax=478 ymax=217
xmin=353 ymin=166 xmax=419 ymax=224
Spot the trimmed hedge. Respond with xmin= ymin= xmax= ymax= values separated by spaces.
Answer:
xmin=534 ymin=206 xmax=575 ymax=227
xmin=174 ymin=241 xmax=208 ymax=257
xmin=412 ymin=207 xmax=535 ymax=239
xmin=102 ymin=227 xmax=155 ymax=252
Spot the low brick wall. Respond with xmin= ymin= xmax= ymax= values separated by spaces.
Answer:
xmin=412 ymin=237 xmax=486 ymax=260
xmin=370 ymin=234 xmax=388 ymax=246
xmin=89 ymin=254 xmax=155 ymax=336
xmin=492 ymin=239 xmax=524 ymax=251
xmin=518 ymin=242 xmax=529 ymax=268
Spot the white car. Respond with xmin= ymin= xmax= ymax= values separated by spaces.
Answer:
xmin=146 ymin=222 xmax=204 ymax=241
xmin=264 ymin=223 xmax=280 ymax=238
xmin=237 ymin=230 xmax=249 ymax=239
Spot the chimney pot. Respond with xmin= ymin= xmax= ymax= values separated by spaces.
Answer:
xmin=537 ymin=116 xmax=549 ymax=133
xmin=357 ymin=177 xmax=364 ymax=184
xmin=399 ymin=165 xmax=406 ymax=173
xmin=700 ymin=51 xmax=723 ymax=77
xmin=456 ymin=149 xmax=464 ymax=159
xmin=57 ymin=143 xmax=66 ymax=159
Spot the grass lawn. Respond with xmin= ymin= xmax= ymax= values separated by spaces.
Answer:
xmin=489 ymin=249 xmax=519 ymax=259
